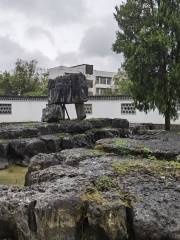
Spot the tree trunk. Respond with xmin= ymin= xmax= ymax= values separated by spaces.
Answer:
xmin=165 ymin=110 xmax=171 ymax=131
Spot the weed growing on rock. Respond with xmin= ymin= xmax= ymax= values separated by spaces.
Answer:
xmin=112 ymin=161 xmax=138 ymax=175
xmin=95 ymin=176 xmax=118 ymax=191
xmin=94 ymin=144 xmax=104 ymax=151
xmin=142 ymin=146 xmax=152 ymax=154
xmin=80 ymin=188 xmax=106 ymax=205
xmin=147 ymin=155 xmax=157 ymax=161
xmin=115 ymin=139 xmax=127 ymax=147
xmin=114 ymin=139 xmax=130 ymax=155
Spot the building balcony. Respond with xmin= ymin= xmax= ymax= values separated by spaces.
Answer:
xmin=95 ymin=84 xmax=112 ymax=88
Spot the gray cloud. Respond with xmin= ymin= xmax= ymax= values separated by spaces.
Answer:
xmin=80 ymin=16 xmax=117 ymax=58
xmin=0 ymin=0 xmax=122 ymax=72
xmin=25 ymin=26 xmax=54 ymax=45
xmin=0 ymin=0 xmax=87 ymax=25
xmin=55 ymin=48 xmax=123 ymax=73
xmin=0 ymin=35 xmax=51 ymax=71
xmin=80 ymin=26 xmax=114 ymax=57
xmin=76 ymin=16 xmax=123 ymax=71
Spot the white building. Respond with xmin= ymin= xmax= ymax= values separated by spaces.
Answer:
xmin=48 ymin=64 xmax=115 ymax=96
xmin=0 ymin=95 xmax=179 ymax=125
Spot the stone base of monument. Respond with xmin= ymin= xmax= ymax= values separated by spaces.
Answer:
xmin=75 ymin=103 xmax=86 ymax=120
xmin=42 ymin=103 xmax=86 ymax=122
xmin=42 ymin=104 xmax=65 ymax=122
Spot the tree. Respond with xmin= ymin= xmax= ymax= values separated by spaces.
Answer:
xmin=113 ymin=0 xmax=180 ymax=130
xmin=12 ymin=59 xmax=40 ymax=95
xmin=0 ymin=59 xmax=48 ymax=96
xmin=112 ymin=69 xmax=132 ymax=95
xmin=0 ymin=72 xmax=14 ymax=95
xmin=24 ymin=72 xmax=49 ymax=96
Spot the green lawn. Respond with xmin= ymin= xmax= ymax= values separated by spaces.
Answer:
xmin=0 ymin=165 xmax=28 ymax=186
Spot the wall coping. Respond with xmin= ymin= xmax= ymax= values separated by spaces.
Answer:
xmin=0 ymin=95 xmax=48 ymax=101
xmin=0 ymin=95 xmax=133 ymax=101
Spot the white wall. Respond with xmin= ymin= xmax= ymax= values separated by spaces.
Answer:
xmin=67 ymin=99 xmax=180 ymax=124
xmin=0 ymin=98 xmax=179 ymax=125
xmin=0 ymin=99 xmax=47 ymax=122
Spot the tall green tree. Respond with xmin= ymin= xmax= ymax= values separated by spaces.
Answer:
xmin=113 ymin=0 xmax=180 ymax=130
xmin=0 ymin=59 xmax=48 ymax=96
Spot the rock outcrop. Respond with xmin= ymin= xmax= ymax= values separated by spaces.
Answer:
xmin=0 ymin=119 xmax=129 ymax=168
xmin=0 ymin=144 xmax=179 ymax=239
xmin=0 ymin=122 xmax=179 ymax=240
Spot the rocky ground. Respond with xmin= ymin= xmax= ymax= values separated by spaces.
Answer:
xmin=0 ymin=120 xmax=179 ymax=240
xmin=0 ymin=119 xmax=129 ymax=169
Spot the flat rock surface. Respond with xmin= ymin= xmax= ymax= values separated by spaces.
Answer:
xmin=0 ymin=146 xmax=179 ymax=240
xmin=97 ymin=131 xmax=180 ymax=160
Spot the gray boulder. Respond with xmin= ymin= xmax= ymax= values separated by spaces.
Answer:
xmin=112 ymin=118 xmax=129 ymax=129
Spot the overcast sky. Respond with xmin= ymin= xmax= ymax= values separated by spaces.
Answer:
xmin=0 ymin=0 xmax=123 ymax=72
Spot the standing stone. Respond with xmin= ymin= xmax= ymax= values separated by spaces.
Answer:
xmin=42 ymin=73 xmax=88 ymax=122
xmin=48 ymin=73 xmax=88 ymax=104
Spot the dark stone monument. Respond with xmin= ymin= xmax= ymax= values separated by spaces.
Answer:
xmin=42 ymin=73 xmax=88 ymax=122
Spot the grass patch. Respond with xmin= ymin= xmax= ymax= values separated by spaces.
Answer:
xmin=0 ymin=165 xmax=27 ymax=186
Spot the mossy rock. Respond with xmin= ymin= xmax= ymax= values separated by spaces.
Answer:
xmin=111 ymin=158 xmax=180 ymax=177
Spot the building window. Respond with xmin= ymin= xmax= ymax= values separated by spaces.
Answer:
xmin=84 ymin=104 xmax=92 ymax=114
xmin=100 ymin=77 xmax=106 ymax=84
xmin=121 ymin=103 xmax=136 ymax=115
xmin=96 ymin=76 xmax=100 ymax=84
xmin=107 ymin=77 xmax=111 ymax=85
xmin=96 ymin=76 xmax=112 ymax=85
xmin=0 ymin=104 xmax=12 ymax=114
xmin=96 ymin=88 xmax=103 ymax=95
xmin=96 ymin=88 xmax=110 ymax=95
